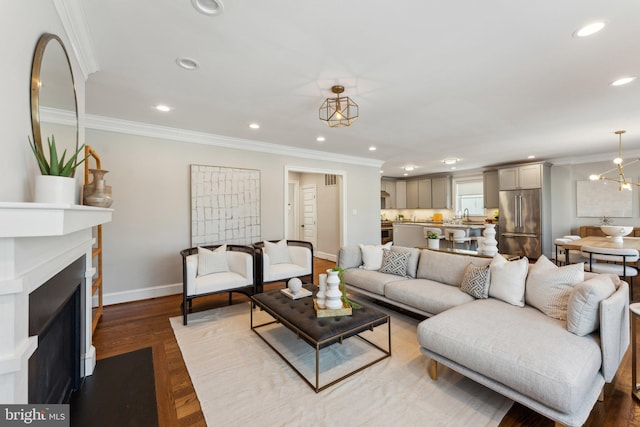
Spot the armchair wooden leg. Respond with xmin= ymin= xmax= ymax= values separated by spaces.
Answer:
xmin=228 ymin=292 xmax=232 ymax=305
xmin=598 ymin=387 xmax=605 ymax=402
xmin=429 ymin=360 xmax=438 ymax=380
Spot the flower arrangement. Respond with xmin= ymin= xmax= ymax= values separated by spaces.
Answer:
xmin=331 ymin=266 xmax=361 ymax=309
xmin=28 ymin=135 xmax=87 ymax=177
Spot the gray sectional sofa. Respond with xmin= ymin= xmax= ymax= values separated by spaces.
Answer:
xmin=337 ymin=244 xmax=629 ymax=427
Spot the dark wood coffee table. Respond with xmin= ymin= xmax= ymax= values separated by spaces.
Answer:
xmin=251 ymin=284 xmax=391 ymax=392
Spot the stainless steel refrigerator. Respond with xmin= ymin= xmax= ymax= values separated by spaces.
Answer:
xmin=499 ymin=189 xmax=542 ymax=259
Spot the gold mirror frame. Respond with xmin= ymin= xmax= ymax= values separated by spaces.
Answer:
xmin=30 ymin=33 xmax=79 ymax=176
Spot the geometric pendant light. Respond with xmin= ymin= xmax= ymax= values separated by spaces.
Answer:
xmin=319 ymin=85 xmax=359 ymax=127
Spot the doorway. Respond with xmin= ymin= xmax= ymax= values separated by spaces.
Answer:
xmin=285 ymin=166 xmax=346 ymax=261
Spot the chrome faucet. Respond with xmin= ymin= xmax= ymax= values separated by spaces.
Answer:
xmin=464 ymin=208 xmax=470 ymax=221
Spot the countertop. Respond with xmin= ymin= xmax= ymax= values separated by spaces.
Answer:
xmin=392 ymin=221 xmax=487 ymax=229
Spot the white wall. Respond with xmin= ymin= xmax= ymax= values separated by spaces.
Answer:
xmin=85 ymin=128 xmax=381 ymax=302
xmin=0 ymin=1 xmax=85 ymax=202
xmin=551 ymin=159 xmax=640 ymax=238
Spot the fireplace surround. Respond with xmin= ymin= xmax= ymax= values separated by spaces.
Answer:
xmin=0 ymin=202 xmax=112 ymax=404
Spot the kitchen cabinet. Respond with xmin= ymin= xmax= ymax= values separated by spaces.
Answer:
xmin=396 ymin=181 xmax=407 ymax=208
xmin=499 ymin=163 xmax=543 ymax=190
xmin=418 ymin=179 xmax=432 ymax=208
xmin=381 ymin=179 xmax=396 ymax=209
xmin=431 ymin=176 xmax=451 ymax=209
xmin=406 ymin=180 xmax=419 ymax=208
xmin=483 ymin=170 xmax=499 ymax=208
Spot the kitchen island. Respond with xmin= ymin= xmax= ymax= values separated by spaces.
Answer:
xmin=392 ymin=221 xmax=487 ymax=248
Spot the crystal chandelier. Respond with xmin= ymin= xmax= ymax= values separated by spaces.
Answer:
xmin=589 ymin=130 xmax=640 ymax=191
xmin=319 ymin=85 xmax=359 ymax=127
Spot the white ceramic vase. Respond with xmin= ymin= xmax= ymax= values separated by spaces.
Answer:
xmin=316 ymin=273 xmax=327 ymax=308
xmin=325 ymin=269 xmax=342 ymax=309
xmin=427 ymin=238 xmax=439 ymax=249
xmin=480 ymin=224 xmax=498 ymax=256
xmin=34 ymin=175 xmax=76 ymax=204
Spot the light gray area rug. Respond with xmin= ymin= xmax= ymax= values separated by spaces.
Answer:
xmin=170 ymin=301 xmax=513 ymax=427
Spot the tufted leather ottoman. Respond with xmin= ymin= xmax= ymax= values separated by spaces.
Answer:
xmin=251 ymin=284 xmax=391 ymax=392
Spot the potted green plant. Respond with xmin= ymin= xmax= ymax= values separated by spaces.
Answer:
xmin=427 ymin=230 xmax=440 ymax=249
xmin=331 ymin=266 xmax=361 ymax=309
xmin=28 ymin=135 xmax=87 ymax=204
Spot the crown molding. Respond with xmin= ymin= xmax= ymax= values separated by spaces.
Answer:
xmin=40 ymin=107 xmax=77 ymax=127
xmin=54 ymin=0 xmax=99 ymax=79
xmin=84 ymin=114 xmax=384 ymax=168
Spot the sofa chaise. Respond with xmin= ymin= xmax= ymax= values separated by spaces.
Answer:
xmin=337 ymin=244 xmax=629 ymax=427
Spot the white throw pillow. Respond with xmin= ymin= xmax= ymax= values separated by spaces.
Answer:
xmin=197 ymin=245 xmax=229 ymax=276
xmin=567 ymin=275 xmax=618 ymax=336
xmin=525 ymin=255 xmax=584 ymax=320
xmin=265 ymin=239 xmax=291 ymax=265
xmin=488 ymin=255 xmax=528 ymax=307
xmin=359 ymin=242 xmax=393 ymax=270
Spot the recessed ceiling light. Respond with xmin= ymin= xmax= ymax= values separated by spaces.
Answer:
xmin=611 ymin=77 xmax=636 ymax=87
xmin=380 ymin=170 xmax=384 ymax=174
xmin=155 ymin=104 xmax=172 ymax=112
xmin=528 ymin=155 xmax=536 ymax=159
xmin=316 ymin=136 xmax=325 ymax=142
xmin=369 ymin=146 xmax=376 ymax=151
xmin=450 ymin=166 xmax=457 ymax=170
xmin=191 ymin=0 xmax=224 ymax=16
xmin=404 ymin=165 xmax=415 ymax=171
xmin=249 ymin=123 xmax=260 ymax=129
xmin=403 ymin=173 xmax=408 ymax=176
xmin=573 ymin=21 xmax=606 ymax=38
xmin=176 ymin=57 xmax=200 ymax=70
xmin=443 ymin=158 xmax=458 ymax=165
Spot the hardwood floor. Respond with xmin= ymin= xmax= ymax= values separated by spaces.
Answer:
xmin=92 ymin=258 xmax=639 ymax=426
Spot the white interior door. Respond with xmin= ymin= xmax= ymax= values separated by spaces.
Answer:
xmin=302 ymin=184 xmax=317 ymax=252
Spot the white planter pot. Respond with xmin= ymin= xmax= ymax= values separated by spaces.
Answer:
xmin=34 ymin=175 xmax=76 ymax=204
xmin=427 ymin=238 xmax=439 ymax=249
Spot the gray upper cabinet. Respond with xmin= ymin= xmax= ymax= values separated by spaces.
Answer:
xmin=483 ymin=170 xmax=499 ymax=208
xmin=418 ymin=179 xmax=432 ymax=208
xmin=381 ymin=179 xmax=396 ymax=209
xmin=431 ymin=176 xmax=451 ymax=209
xmin=395 ymin=181 xmax=407 ymax=209
xmin=499 ymin=163 xmax=543 ymax=190
xmin=406 ymin=180 xmax=419 ymax=208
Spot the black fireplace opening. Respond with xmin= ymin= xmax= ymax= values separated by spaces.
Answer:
xmin=28 ymin=256 xmax=85 ymax=404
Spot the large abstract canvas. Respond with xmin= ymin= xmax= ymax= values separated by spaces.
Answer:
xmin=576 ymin=180 xmax=632 ymax=217
xmin=190 ymin=164 xmax=260 ymax=246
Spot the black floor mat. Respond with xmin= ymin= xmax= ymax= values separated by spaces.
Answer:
xmin=70 ymin=347 xmax=158 ymax=427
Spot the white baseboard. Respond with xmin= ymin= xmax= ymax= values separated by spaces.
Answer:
xmin=99 ymin=282 xmax=182 ymax=306
xmin=315 ymin=251 xmax=336 ymax=262
xmin=98 ymin=253 xmax=337 ymax=307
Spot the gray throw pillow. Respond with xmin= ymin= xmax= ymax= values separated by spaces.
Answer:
xmin=567 ymin=275 xmax=617 ymax=336
xmin=391 ymin=246 xmax=420 ymax=278
xmin=378 ymin=249 xmax=410 ymax=277
xmin=460 ymin=263 xmax=491 ymax=299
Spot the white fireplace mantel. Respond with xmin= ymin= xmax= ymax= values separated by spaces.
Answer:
xmin=0 ymin=202 xmax=113 ymax=404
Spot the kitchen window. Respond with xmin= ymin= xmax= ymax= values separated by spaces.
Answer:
xmin=454 ymin=177 xmax=484 ymax=215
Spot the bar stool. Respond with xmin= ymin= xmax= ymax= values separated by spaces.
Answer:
xmin=445 ymin=229 xmax=471 ymax=250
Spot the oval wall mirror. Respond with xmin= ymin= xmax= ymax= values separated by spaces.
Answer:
xmin=30 ymin=33 xmax=79 ymax=176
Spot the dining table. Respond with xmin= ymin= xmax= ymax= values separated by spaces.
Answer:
xmin=562 ymin=236 xmax=640 ymax=264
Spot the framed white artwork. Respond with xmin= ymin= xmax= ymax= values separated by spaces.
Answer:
xmin=190 ymin=164 xmax=261 ymax=246
xmin=576 ymin=180 xmax=632 ymax=217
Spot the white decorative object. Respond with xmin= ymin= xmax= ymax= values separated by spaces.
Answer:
xmin=325 ymin=269 xmax=342 ymax=309
xmin=316 ymin=273 xmax=327 ymax=309
xmin=288 ymin=277 xmax=302 ymax=294
xmin=600 ymin=225 xmax=633 ymax=243
xmin=478 ymin=224 xmax=498 ymax=256
xmin=427 ymin=238 xmax=439 ymax=250
xmin=34 ymin=175 xmax=75 ymax=204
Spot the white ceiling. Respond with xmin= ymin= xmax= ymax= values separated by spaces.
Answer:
xmin=80 ymin=0 xmax=640 ymax=177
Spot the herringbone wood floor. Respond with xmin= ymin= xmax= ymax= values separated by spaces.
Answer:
xmin=92 ymin=258 xmax=639 ymax=426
